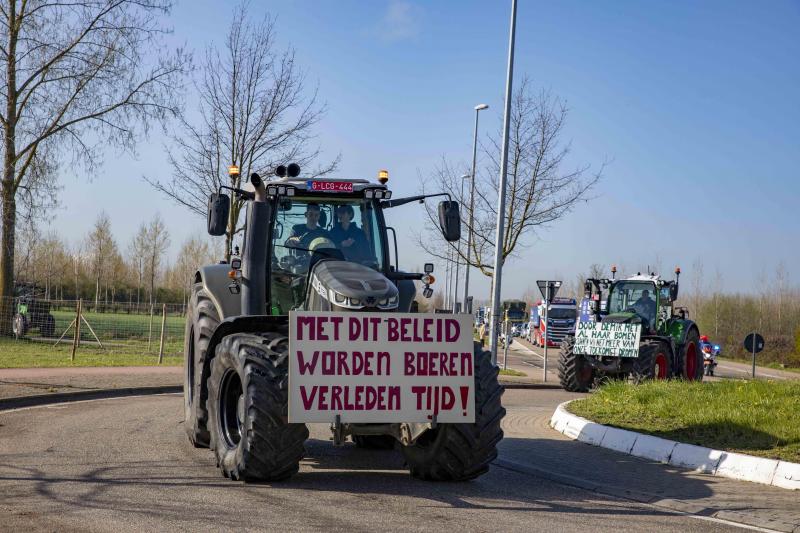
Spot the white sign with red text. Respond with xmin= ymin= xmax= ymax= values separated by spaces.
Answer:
xmin=288 ymin=311 xmax=475 ymax=423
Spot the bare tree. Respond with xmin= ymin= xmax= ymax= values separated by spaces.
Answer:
xmin=168 ymin=234 xmax=214 ymax=305
xmin=146 ymin=3 xmax=337 ymax=260
xmin=143 ymin=214 xmax=169 ymax=305
xmin=128 ymin=224 xmax=148 ymax=305
xmin=417 ymin=79 xmax=602 ymax=283
xmin=84 ymin=212 xmax=116 ymax=307
xmin=0 ymin=0 xmax=189 ymax=329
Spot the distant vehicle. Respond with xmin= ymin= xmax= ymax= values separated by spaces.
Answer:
xmin=700 ymin=335 xmax=720 ymax=376
xmin=11 ymin=283 xmax=55 ymax=338
xmin=529 ymin=297 xmax=577 ymax=347
xmin=501 ymin=299 xmax=528 ymax=325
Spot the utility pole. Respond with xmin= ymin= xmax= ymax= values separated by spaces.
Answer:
xmin=488 ymin=0 xmax=518 ymax=365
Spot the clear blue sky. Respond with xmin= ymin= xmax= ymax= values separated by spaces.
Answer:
xmin=54 ymin=0 xmax=800 ymax=298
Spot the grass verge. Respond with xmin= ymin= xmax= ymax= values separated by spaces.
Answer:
xmin=0 ymin=337 xmax=182 ymax=368
xmin=499 ymin=368 xmax=526 ymax=377
xmin=569 ymin=380 xmax=800 ymax=463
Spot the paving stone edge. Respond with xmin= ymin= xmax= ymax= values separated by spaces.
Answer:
xmin=550 ymin=400 xmax=800 ymax=492
xmin=0 ymin=385 xmax=182 ymax=411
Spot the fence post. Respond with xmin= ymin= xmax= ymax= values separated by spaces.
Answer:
xmin=71 ymin=299 xmax=82 ymax=361
xmin=158 ymin=304 xmax=167 ymax=364
xmin=148 ymin=304 xmax=154 ymax=352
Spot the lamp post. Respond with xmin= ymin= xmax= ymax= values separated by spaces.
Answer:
xmin=463 ymin=104 xmax=488 ymax=316
xmin=488 ymin=0 xmax=518 ymax=365
xmin=452 ymin=173 xmax=469 ymax=313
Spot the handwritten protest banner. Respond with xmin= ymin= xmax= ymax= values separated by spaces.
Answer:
xmin=573 ymin=321 xmax=642 ymax=358
xmin=288 ymin=311 xmax=475 ymax=423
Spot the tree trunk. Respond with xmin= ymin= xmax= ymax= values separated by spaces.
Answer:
xmin=0 ymin=186 xmax=16 ymax=334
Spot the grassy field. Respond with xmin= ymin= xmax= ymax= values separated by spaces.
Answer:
xmin=569 ymin=380 xmax=800 ymax=463
xmin=499 ymin=368 xmax=526 ymax=377
xmin=0 ymin=337 xmax=183 ymax=367
xmin=50 ymin=309 xmax=185 ymax=341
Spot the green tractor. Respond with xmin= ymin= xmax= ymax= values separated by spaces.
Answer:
xmin=558 ymin=267 xmax=703 ymax=392
xmin=11 ymin=284 xmax=55 ymax=338
xmin=183 ymin=164 xmax=505 ymax=482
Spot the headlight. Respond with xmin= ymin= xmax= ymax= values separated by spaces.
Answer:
xmin=349 ymin=298 xmax=361 ymax=306
xmin=333 ymin=291 xmax=346 ymax=304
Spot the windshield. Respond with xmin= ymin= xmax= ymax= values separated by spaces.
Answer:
xmin=269 ymin=196 xmax=385 ymax=314
xmin=547 ymin=308 xmax=576 ymax=319
xmin=608 ymin=281 xmax=657 ymax=325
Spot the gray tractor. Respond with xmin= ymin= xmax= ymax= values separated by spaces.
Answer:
xmin=184 ymin=164 xmax=505 ymax=482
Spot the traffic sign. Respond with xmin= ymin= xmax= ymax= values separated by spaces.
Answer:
xmin=536 ymin=280 xmax=562 ymax=300
xmin=744 ymin=333 xmax=765 ymax=354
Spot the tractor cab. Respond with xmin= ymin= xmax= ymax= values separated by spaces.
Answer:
xmin=604 ymin=275 xmax=677 ymax=334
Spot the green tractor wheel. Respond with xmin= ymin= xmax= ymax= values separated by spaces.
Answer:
xmin=680 ymin=328 xmax=703 ymax=381
xmin=632 ymin=340 xmax=671 ymax=384
xmin=558 ymin=336 xmax=594 ymax=392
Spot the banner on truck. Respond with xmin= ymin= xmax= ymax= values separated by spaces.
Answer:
xmin=289 ymin=311 xmax=475 ymax=423
xmin=573 ymin=321 xmax=641 ymax=358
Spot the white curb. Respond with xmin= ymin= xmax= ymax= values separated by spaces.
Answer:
xmin=549 ymin=400 xmax=798 ymax=490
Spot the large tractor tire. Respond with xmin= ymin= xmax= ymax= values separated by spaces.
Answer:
xmin=558 ymin=336 xmax=594 ymax=392
xmin=40 ymin=314 xmax=55 ymax=338
xmin=401 ymin=343 xmax=505 ymax=481
xmin=184 ymin=283 xmax=220 ymax=448
xmin=679 ymin=328 xmax=703 ymax=381
xmin=207 ymin=331 xmax=309 ymax=481
xmin=631 ymin=340 xmax=671 ymax=384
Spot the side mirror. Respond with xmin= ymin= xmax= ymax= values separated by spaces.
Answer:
xmin=670 ymin=283 xmax=679 ymax=301
xmin=437 ymin=201 xmax=461 ymax=242
xmin=207 ymin=193 xmax=230 ymax=236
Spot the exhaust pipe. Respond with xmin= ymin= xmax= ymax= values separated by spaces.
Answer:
xmin=241 ymin=173 xmax=270 ymax=315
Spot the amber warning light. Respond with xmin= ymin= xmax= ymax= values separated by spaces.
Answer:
xmin=378 ymin=169 xmax=389 ymax=184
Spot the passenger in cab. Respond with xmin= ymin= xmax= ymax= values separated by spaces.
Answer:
xmin=329 ymin=204 xmax=371 ymax=263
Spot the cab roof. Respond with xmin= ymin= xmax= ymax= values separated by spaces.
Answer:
xmin=268 ymin=176 xmax=388 ymax=192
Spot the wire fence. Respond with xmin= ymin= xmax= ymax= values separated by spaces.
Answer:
xmin=0 ymin=297 xmax=187 ymax=364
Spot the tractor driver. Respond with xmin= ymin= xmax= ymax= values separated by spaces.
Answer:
xmin=632 ymin=289 xmax=657 ymax=325
xmin=286 ymin=202 xmax=329 ymax=249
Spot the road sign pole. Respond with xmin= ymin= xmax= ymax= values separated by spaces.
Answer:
xmin=503 ymin=317 xmax=510 ymax=370
xmin=752 ymin=330 xmax=756 ymax=379
xmin=543 ymin=284 xmax=549 ymax=382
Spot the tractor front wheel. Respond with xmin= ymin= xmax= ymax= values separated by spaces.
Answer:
xmin=184 ymin=283 xmax=220 ymax=448
xmin=632 ymin=341 xmax=671 ymax=384
xmin=558 ymin=336 xmax=594 ymax=392
xmin=207 ymin=331 xmax=309 ymax=481
xmin=401 ymin=343 xmax=505 ymax=481
xmin=12 ymin=314 xmax=28 ymax=339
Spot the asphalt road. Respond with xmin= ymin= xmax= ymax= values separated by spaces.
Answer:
xmin=0 ymin=392 xmax=755 ymax=533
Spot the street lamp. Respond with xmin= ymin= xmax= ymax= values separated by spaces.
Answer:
xmin=463 ymin=103 xmax=489 ymax=316
xmin=452 ymin=173 xmax=470 ymax=313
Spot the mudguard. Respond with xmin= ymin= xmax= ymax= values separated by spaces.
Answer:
xmin=195 ymin=264 xmax=241 ymax=320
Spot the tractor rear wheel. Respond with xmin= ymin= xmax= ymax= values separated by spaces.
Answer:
xmin=632 ymin=341 xmax=671 ymax=384
xmin=40 ymin=314 xmax=55 ymax=338
xmin=558 ymin=336 xmax=594 ymax=392
xmin=184 ymin=283 xmax=220 ymax=448
xmin=207 ymin=331 xmax=309 ymax=481
xmin=680 ymin=328 xmax=703 ymax=381
xmin=402 ymin=343 xmax=505 ymax=481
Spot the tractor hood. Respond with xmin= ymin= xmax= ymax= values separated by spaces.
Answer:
xmin=308 ymin=260 xmax=399 ymax=311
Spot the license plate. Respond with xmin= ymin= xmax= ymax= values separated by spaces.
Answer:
xmin=307 ymin=180 xmax=353 ymax=193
